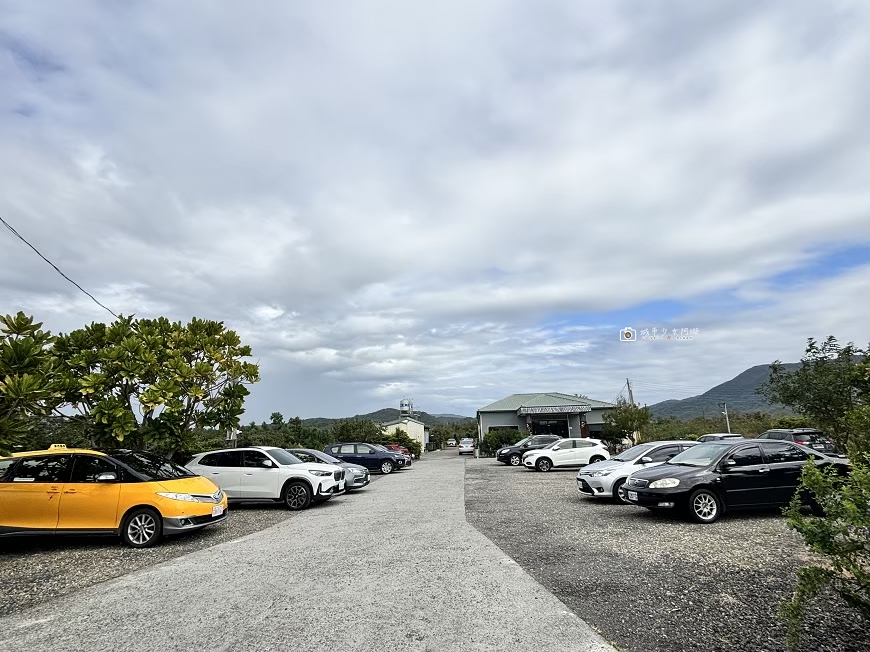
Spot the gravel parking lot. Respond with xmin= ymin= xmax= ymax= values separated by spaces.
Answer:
xmin=0 ymin=498 xmax=328 ymax=615
xmin=465 ymin=459 xmax=864 ymax=652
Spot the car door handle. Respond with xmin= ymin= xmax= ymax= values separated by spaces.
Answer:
xmin=757 ymin=467 xmax=770 ymax=473
xmin=63 ymin=489 xmax=77 ymax=494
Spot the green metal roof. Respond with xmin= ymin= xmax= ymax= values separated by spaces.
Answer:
xmin=477 ymin=392 xmax=615 ymax=413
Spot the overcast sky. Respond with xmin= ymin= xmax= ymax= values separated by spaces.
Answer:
xmin=1 ymin=1 xmax=868 ymax=420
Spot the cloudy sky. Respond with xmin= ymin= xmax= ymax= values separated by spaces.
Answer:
xmin=1 ymin=1 xmax=868 ymax=420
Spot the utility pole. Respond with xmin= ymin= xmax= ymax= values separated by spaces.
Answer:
xmin=719 ymin=402 xmax=731 ymax=434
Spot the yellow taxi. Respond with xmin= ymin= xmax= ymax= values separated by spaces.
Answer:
xmin=0 ymin=444 xmax=228 ymax=547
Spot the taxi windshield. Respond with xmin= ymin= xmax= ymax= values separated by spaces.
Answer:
xmin=110 ymin=451 xmax=195 ymax=480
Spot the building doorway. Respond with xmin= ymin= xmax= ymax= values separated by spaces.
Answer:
xmin=531 ymin=419 xmax=569 ymax=438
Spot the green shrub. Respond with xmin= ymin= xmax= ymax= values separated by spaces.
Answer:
xmin=481 ymin=428 xmax=521 ymax=456
xmin=780 ymin=455 xmax=870 ymax=649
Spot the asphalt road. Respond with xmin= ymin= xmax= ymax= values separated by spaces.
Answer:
xmin=0 ymin=452 xmax=615 ymax=652
xmin=464 ymin=458 xmax=865 ymax=652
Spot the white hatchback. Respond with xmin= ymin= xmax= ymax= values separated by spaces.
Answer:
xmin=522 ymin=438 xmax=610 ymax=472
xmin=187 ymin=446 xmax=345 ymax=511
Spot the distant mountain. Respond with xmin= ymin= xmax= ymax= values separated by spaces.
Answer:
xmin=301 ymin=408 xmax=475 ymax=429
xmin=648 ymin=363 xmax=800 ymax=420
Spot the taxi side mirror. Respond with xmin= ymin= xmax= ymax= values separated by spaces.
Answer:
xmin=96 ymin=471 xmax=118 ymax=482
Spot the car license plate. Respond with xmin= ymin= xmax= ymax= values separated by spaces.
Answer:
xmin=212 ymin=505 xmax=224 ymax=517
xmin=628 ymin=491 xmax=638 ymax=501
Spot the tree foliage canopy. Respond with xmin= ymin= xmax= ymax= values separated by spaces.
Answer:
xmin=601 ymin=397 xmax=652 ymax=449
xmin=0 ymin=312 xmax=64 ymax=454
xmin=760 ymin=337 xmax=869 ymax=456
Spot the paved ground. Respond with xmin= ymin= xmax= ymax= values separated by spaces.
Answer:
xmin=465 ymin=458 xmax=865 ymax=652
xmin=0 ymin=452 xmax=615 ymax=652
xmin=0 ymin=501 xmax=293 ymax=615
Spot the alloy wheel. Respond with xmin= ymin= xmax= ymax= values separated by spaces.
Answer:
xmin=127 ymin=513 xmax=157 ymax=546
xmin=537 ymin=459 xmax=551 ymax=472
xmin=693 ymin=493 xmax=717 ymax=521
xmin=509 ymin=454 xmax=521 ymax=466
xmin=286 ymin=484 xmax=308 ymax=509
xmin=381 ymin=460 xmax=394 ymax=474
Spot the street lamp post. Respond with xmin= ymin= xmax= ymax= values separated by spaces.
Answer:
xmin=718 ymin=402 xmax=731 ymax=434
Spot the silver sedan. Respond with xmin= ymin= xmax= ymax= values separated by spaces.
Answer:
xmin=286 ymin=448 xmax=371 ymax=490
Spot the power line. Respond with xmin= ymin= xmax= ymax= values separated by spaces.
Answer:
xmin=1 ymin=214 xmax=119 ymax=319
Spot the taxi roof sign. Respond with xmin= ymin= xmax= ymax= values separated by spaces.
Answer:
xmin=49 ymin=444 xmax=68 ymax=449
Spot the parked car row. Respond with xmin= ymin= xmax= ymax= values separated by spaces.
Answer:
xmin=495 ymin=435 xmax=610 ymax=469
xmin=0 ymin=439 xmax=414 ymax=549
xmin=494 ymin=429 xmax=850 ymax=524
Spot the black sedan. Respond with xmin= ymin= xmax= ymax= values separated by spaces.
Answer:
xmin=624 ymin=440 xmax=850 ymax=523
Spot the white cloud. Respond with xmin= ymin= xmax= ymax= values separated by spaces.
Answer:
xmin=0 ymin=0 xmax=867 ymax=418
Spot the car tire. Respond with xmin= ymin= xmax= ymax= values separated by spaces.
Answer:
xmin=381 ymin=460 xmax=395 ymax=474
xmin=509 ymin=454 xmax=521 ymax=466
xmin=282 ymin=481 xmax=312 ymax=511
xmin=589 ymin=455 xmax=606 ymax=464
xmin=612 ymin=478 xmax=629 ymax=504
xmin=535 ymin=458 xmax=552 ymax=472
xmin=688 ymin=488 xmax=721 ymax=524
xmin=121 ymin=507 xmax=162 ymax=548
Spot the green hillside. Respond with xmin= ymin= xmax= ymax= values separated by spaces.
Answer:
xmin=302 ymin=408 xmax=474 ymax=429
xmin=648 ymin=363 xmax=799 ymax=419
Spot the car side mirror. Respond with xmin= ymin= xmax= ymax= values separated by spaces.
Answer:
xmin=96 ymin=471 xmax=118 ymax=482
xmin=640 ymin=456 xmax=653 ymax=464
xmin=260 ymin=459 xmax=275 ymax=468
xmin=721 ymin=459 xmax=736 ymax=470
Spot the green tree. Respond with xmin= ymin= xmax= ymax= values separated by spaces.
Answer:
xmin=760 ymin=337 xmax=869 ymax=456
xmin=51 ymin=315 xmax=260 ymax=456
xmin=0 ymin=313 xmax=63 ymax=454
xmin=780 ymin=456 xmax=870 ymax=649
xmin=601 ymin=397 xmax=652 ymax=449
xmin=384 ymin=427 xmax=422 ymax=458
xmin=481 ymin=427 xmax=520 ymax=456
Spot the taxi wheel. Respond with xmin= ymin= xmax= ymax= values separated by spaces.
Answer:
xmin=121 ymin=508 xmax=162 ymax=548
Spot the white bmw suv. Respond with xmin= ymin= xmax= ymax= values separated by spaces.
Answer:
xmin=186 ymin=446 xmax=345 ymax=511
xmin=522 ymin=438 xmax=610 ymax=471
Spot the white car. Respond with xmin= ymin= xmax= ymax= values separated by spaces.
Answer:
xmin=522 ymin=438 xmax=610 ymax=472
xmin=458 ymin=438 xmax=475 ymax=455
xmin=186 ymin=446 xmax=345 ymax=511
xmin=446 ymin=439 xmax=457 ymax=447
xmin=576 ymin=440 xmax=697 ymax=504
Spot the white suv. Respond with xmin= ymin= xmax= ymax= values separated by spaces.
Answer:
xmin=186 ymin=446 xmax=345 ymax=511
xmin=522 ymin=438 xmax=610 ymax=471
